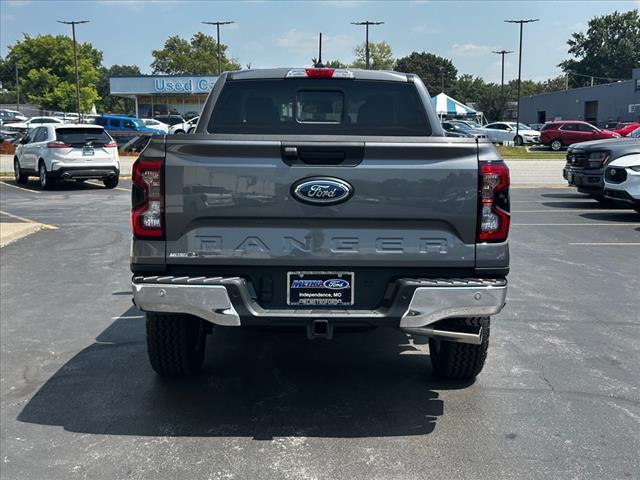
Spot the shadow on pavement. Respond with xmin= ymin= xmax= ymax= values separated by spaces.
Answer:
xmin=3 ymin=178 xmax=106 ymax=192
xmin=18 ymin=307 xmax=453 ymax=439
xmin=580 ymin=211 xmax=640 ymax=222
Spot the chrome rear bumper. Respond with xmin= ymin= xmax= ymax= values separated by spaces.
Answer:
xmin=132 ymin=276 xmax=507 ymax=344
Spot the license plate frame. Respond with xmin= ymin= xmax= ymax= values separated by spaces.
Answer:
xmin=287 ymin=271 xmax=354 ymax=307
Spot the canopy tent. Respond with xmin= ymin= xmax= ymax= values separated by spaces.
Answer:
xmin=431 ymin=93 xmax=477 ymax=117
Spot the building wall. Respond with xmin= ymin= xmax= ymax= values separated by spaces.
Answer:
xmin=520 ymin=68 xmax=640 ymax=127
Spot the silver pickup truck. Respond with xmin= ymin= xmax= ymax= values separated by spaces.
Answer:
xmin=130 ymin=68 xmax=510 ymax=381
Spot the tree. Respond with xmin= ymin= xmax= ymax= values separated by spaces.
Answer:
xmin=0 ymin=34 xmax=102 ymax=112
xmin=96 ymin=64 xmax=141 ymax=114
xmin=351 ymin=41 xmax=394 ymax=70
xmin=151 ymin=32 xmax=241 ymax=75
xmin=450 ymin=74 xmax=486 ymax=104
xmin=559 ymin=9 xmax=640 ymax=87
xmin=394 ymin=52 xmax=457 ymax=94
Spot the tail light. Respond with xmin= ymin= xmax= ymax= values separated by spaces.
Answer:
xmin=132 ymin=159 xmax=163 ymax=238
xmin=47 ymin=141 xmax=71 ymax=148
xmin=104 ymin=141 xmax=117 ymax=148
xmin=477 ymin=161 xmax=510 ymax=243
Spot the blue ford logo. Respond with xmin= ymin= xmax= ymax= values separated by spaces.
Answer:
xmin=292 ymin=177 xmax=353 ymax=205
xmin=323 ymin=279 xmax=350 ymax=290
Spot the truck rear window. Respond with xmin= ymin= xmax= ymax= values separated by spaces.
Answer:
xmin=56 ymin=128 xmax=112 ymax=146
xmin=208 ymin=79 xmax=431 ymax=136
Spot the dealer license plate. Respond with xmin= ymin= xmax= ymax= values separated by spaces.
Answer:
xmin=287 ymin=271 xmax=354 ymax=307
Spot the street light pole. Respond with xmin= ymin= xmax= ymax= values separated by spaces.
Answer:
xmin=505 ymin=18 xmax=538 ymax=142
xmin=15 ymin=62 xmax=20 ymax=113
xmin=58 ymin=20 xmax=89 ymax=119
xmin=202 ymin=21 xmax=235 ymax=75
xmin=492 ymin=49 xmax=513 ymax=121
xmin=351 ymin=21 xmax=384 ymax=69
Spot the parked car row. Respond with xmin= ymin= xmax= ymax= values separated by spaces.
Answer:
xmin=563 ymin=136 xmax=640 ymax=211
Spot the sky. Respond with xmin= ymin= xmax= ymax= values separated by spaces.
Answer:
xmin=1 ymin=0 xmax=638 ymax=83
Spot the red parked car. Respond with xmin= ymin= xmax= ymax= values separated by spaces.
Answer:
xmin=611 ymin=122 xmax=640 ymax=137
xmin=540 ymin=121 xmax=621 ymax=151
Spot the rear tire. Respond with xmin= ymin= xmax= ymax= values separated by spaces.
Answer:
xmin=38 ymin=162 xmax=54 ymax=190
xmin=550 ymin=139 xmax=563 ymax=151
xmin=14 ymin=158 xmax=28 ymax=184
xmin=103 ymin=176 xmax=119 ymax=189
xmin=429 ymin=317 xmax=490 ymax=380
xmin=146 ymin=313 xmax=207 ymax=377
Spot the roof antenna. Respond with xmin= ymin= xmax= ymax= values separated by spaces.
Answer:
xmin=315 ymin=32 xmax=324 ymax=68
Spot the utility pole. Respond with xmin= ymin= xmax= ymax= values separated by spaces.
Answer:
xmin=317 ymin=32 xmax=323 ymax=67
xmin=15 ymin=62 xmax=20 ymax=112
xmin=202 ymin=21 xmax=235 ymax=75
xmin=58 ymin=20 xmax=89 ymax=119
xmin=492 ymin=49 xmax=513 ymax=121
xmin=505 ymin=18 xmax=538 ymax=142
xmin=351 ymin=21 xmax=384 ymax=69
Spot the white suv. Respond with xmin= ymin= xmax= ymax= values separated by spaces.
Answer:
xmin=604 ymin=153 xmax=640 ymax=212
xmin=14 ymin=124 xmax=120 ymax=190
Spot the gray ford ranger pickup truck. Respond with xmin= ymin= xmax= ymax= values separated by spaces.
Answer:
xmin=130 ymin=68 xmax=510 ymax=380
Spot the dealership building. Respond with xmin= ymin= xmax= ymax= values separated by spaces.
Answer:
xmin=519 ymin=68 xmax=640 ymax=127
xmin=109 ymin=75 xmax=218 ymax=118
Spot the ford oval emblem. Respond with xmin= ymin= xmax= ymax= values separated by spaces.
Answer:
xmin=291 ymin=177 xmax=353 ymax=205
xmin=323 ymin=279 xmax=350 ymax=290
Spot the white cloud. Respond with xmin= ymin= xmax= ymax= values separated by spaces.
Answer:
xmin=411 ymin=24 xmax=440 ymax=34
xmin=450 ymin=43 xmax=496 ymax=57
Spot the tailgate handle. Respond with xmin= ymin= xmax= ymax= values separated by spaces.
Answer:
xmin=299 ymin=150 xmax=345 ymax=164
xmin=281 ymin=143 xmax=364 ymax=166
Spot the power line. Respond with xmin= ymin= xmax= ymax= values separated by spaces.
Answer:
xmin=351 ymin=21 xmax=384 ymax=69
xmin=202 ymin=21 xmax=235 ymax=75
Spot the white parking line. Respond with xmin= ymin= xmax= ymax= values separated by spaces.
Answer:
xmin=513 ymin=209 xmax=623 ymax=213
xmin=111 ymin=315 xmax=143 ymax=320
xmin=0 ymin=181 xmax=41 ymax=194
xmin=568 ymin=243 xmax=640 ymax=246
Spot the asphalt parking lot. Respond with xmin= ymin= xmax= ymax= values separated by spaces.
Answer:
xmin=1 ymin=178 xmax=639 ymax=480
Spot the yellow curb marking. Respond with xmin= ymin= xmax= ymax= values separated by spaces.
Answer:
xmin=0 ymin=210 xmax=58 ymax=230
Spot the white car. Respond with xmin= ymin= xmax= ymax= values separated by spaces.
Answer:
xmin=141 ymin=118 xmax=169 ymax=134
xmin=14 ymin=124 xmax=120 ymax=190
xmin=603 ymin=153 xmax=640 ymax=211
xmin=478 ymin=122 xmax=540 ymax=146
xmin=169 ymin=116 xmax=199 ymax=134
xmin=629 ymin=127 xmax=640 ymax=138
xmin=5 ymin=116 xmax=64 ymax=133
xmin=0 ymin=109 xmax=28 ymax=123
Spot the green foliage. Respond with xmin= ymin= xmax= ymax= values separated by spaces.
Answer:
xmin=0 ymin=34 xmax=102 ymax=112
xmin=96 ymin=64 xmax=141 ymax=114
xmin=559 ymin=9 xmax=640 ymax=87
xmin=351 ymin=41 xmax=394 ymax=70
xmin=151 ymin=32 xmax=241 ymax=75
xmin=311 ymin=58 xmax=348 ymax=69
xmin=394 ymin=52 xmax=457 ymax=94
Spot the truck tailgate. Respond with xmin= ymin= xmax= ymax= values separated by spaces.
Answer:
xmin=164 ymin=137 xmax=478 ymax=268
